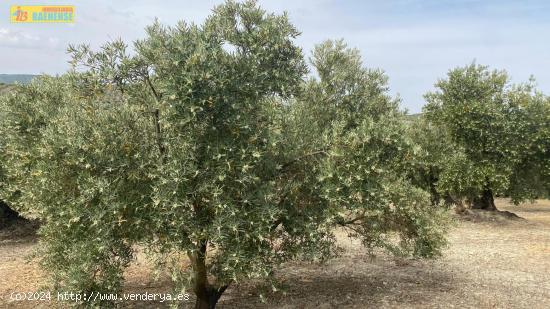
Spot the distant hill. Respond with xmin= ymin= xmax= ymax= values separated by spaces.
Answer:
xmin=404 ymin=113 xmax=422 ymax=121
xmin=406 ymin=113 xmax=422 ymax=119
xmin=0 ymin=74 xmax=36 ymax=84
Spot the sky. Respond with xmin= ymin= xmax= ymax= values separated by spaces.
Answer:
xmin=1 ymin=0 xmax=549 ymax=113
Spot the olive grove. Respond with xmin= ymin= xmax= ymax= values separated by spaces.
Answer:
xmin=14 ymin=1 xmax=547 ymax=309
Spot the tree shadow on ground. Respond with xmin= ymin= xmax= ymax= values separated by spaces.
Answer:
xmin=217 ymin=257 xmax=461 ymax=309
xmin=0 ymin=218 xmax=39 ymax=242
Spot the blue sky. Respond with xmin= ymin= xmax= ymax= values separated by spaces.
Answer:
xmin=1 ymin=0 xmax=549 ymax=112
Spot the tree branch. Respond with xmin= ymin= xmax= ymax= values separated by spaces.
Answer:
xmin=188 ymin=240 xmax=209 ymax=297
xmin=280 ymin=149 xmax=328 ymax=171
xmin=336 ymin=212 xmax=366 ymax=226
xmin=144 ymin=75 xmax=166 ymax=158
xmin=144 ymin=74 xmax=161 ymax=101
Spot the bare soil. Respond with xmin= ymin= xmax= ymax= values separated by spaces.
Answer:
xmin=1 ymin=199 xmax=549 ymax=308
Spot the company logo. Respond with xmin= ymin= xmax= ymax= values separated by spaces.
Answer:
xmin=10 ymin=5 xmax=75 ymax=23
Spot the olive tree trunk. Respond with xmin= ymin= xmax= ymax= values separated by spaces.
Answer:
xmin=189 ymin=241 xmax=228 ymax=309
xmin=471 ymin=189 xmax=497 ymax=211
xmin=194 ymin=285 xmax=226 ymax=309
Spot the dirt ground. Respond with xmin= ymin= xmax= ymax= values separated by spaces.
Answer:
xmin=1 ymin=198 xmax=549 ymax=308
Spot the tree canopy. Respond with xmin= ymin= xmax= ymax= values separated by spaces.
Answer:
xmin=423 ymin=63 xmax=550 ymax=209
xmin=0 ymin=1 xmax=452 ymax=308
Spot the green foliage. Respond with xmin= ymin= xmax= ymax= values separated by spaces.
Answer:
xmin=292 ymin=40 xmax=447 ymax=258
xmin=424 ymin=63 xmax=550 ymax=205
xmin=506 ymin=93 xmax=550 ymax=200
xmin=0 ymin=75 xmax=157 ymax=303
xmin=0 ymin=1 xmax=449 ymax=307
xmin=0 ymin=76 xmax=73 ymax=215
xmin=403 ymin=116 xmax=456 ymax=205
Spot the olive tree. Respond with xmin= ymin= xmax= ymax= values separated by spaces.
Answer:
xmin=0 ymin=2 xmax=448 ymax=308
xmin=287 ymin=40 xmax=448 ymax=259
xmin=0 ymin=76 xmax=71 ymax=224
xmin=506 ymin=92 xmax=550 ymax=200
xmin=424 ymin=63 xmax=550 ymax=210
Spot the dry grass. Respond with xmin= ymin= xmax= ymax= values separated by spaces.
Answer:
xmin=1 ymin=199 xmax=549 ymax=308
